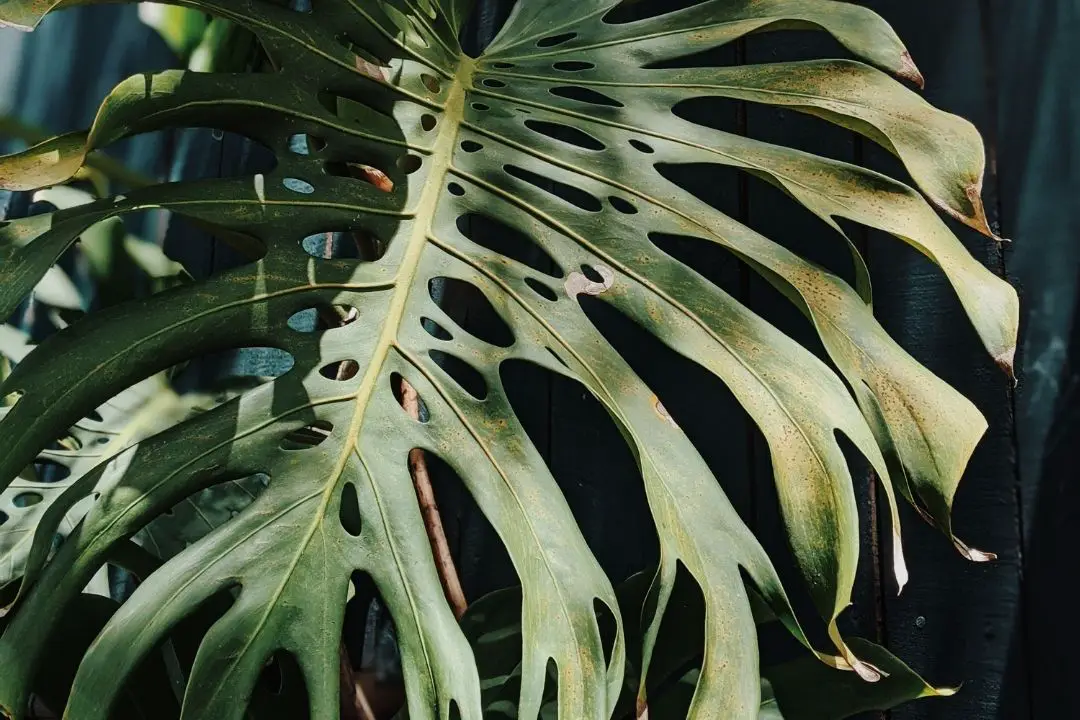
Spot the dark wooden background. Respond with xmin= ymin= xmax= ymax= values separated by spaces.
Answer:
xmin=1 ymin=2 xmax=1077 ymax=718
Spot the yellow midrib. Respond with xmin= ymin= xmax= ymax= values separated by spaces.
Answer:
xmin=344 ymin=57 xmax=475 ymax=443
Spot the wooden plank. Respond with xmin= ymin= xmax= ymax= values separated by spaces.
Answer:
xmin=986 ymin=0 xmax=1080 ymax=716
xmin=858 ymin=2 xmax=1027 ymax=718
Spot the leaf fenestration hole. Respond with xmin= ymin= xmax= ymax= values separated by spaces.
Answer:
xmin=505 ymin=165 xmax=602 ymax=212
xmin=397 ymin=155 xmax=423 ymax=174
xmin=594 ymin=598 xmax=618 ymax=666
xmin=553 ymin=61 xmax=595 ymax=71
xmin=456 ymin=212 xmax=563 ymax=277
xmin=609 ymin=196 xmax=638 ymax=214
xmin=0 ymin=511 xmax=7 ymax=525
xmin=471 ymin=102 xmax=490 ymax=112
xmin=281 ymin=420 xmax=334 ymax=450
xmin=421 ymin=113 xmax=437 ymax=131
xmin=287 ymin=305 xmax=359 ymax=333
xmin=492 ymin=62 xmax=514 ymax=69
xmin=282 ymin=177 xmax=315 ymax=194
xmin=320 ymin=360 xmax=360 ymax=381
xmin=581 ymin=264 xmax=605 ymax=283
xmin=460 ymin=140 xmax=483 ymax=153
xmin=287 ymin=133 xmax=326 ymax=155
xmin=629 ymin=139 xmax=655 ymax=154
xmin=537 ymin=32 xmax=576 ymax=47
xmin=429 ymin=350 xmax=487 ymax=400
xmin=32 ymin=459 xmax=71 ymax=483
xmin=524 ymin=119 xmax=604 ymax=151
xmin=501 ymin=359 xmax=658 ymax=575
xmin=421 ymin=317 xmax=453 ymax=341
xmin=420 ymin=73 xmax=442 ymax=93
xmin=339 ymin=482 xmax=363 ymax=536
xmin=302 ymin=232 xmax=364 ymax=260
xmin=526 ymin=277 xmax=558 ymax=301
xmin=429 ymin=277 xmax=515 ymax=348
xmin=12 ymin=492 xmax=43 ymax=508
xmin=448 ymin=182 xmax=466 ymax=196
xmin=549 ymin=86 xmax=623 ymax=107
xmin=390 ymin=372 xmax=429 ymax=422
xmin=251 ymin=650 xmax=308 ymax=714
xmin=545 ymin=347 xmax=569 ymax=368
xmin=482 ymin=78 xmax=506 ymax=88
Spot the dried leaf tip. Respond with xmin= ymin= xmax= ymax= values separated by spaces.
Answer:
xmin=899 ymin=51 xmax=925 ymax=89
xmin=955 ymin=538 xmax=997 ymax=563
xmin=893 ymin=533 xmax=909 ymax=595
xmin=994 ymin=346 xmax=1017 ymax=385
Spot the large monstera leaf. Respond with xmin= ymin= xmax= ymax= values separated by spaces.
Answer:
xmin=0 ymin=1 xmax=1017 ymax=719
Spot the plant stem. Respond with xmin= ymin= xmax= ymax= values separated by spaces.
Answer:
xmin=400 ymin=378 xmax=468 ymax=619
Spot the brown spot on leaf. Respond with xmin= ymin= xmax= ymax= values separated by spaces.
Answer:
xmin=564 ymin=265 xmax=614 ymax=296
xmin=653 ymin=397 xmax=678 ymax=428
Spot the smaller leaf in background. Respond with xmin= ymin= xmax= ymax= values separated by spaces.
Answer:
xmin=764 ymin=638 xmax=955 ymax=720
xmin=137 ymin=4 xmax=208 ymax=60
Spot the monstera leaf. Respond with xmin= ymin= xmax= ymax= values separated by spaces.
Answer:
xmin=0 ymin=1 xmax=1016 ymax=719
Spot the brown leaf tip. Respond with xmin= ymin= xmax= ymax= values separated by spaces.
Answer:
xmin=994 ymin=346 xmax=1017 ymax=385
xmin=900 ymin=51 xmax=926 ymax=89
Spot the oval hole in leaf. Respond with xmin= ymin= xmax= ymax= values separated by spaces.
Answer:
xmin=281 ymin=420 xmax=334 ymax=450
xmin=32 ymin=459 xmax=71 ymax=484
xmin=324 ymin=161 xmax=394 ymax=192
xmin=251 ymin=650 xmax=308 ymax=713
xmin=397 ymin=155 xmax=423 ymax=174
xmin=549 ymin=86 xmax=623 ymax=108
xmin=339 ymin=482 xmax=363 ymax=536
xmin=537 ymin=32 xmax=576 ymax=47
xmin=287 ymin=305 xmax=359 ymax=333
xmin=460 ymin=140 xmax=483 ymax=153
xmin=421 ymin=317 xmax=453 ymax=341
xmin=390 ymin=372 xmax=429 ymax=422
xmin=429 ymin=277 xmax=515 ymax=348
xmin=629 ymin=139 xmax=655 ymax=154
xmin=504 ymin=165 xmax=602 ymax=212
xmin=492 ymin=62 xmax=514 ymax=69
xmin=301 ymin=231 xmax=381 ymax=260
xmin=448 ymin=182 xmax=466 ymax=196
xmin=0 ymin=511 xmax=7 ymax=525
xmin=456 ymin=212 xmax=563 ymax=277
xmin=581 ymin=264 xmax=605 ymax=283
xmin=421 ymin=73 xmax=442 ymax=93
xmin=287 ymin=133 xmax=326 ymax=155
xmin=320 ymin=360 xmax=360 ymax=381
xmin=524 ymin=119 xmax=604 ymax=151
xmin=421 ymin=113 xmax=437 ymax=131
xmin=429 ymin=350 xmax=487 ymax=400
xmin=282 ymin=178 xmax=315 ymax=194
xmin=554 ymin=61 xmax=595 ymax=71
xmin=12 ymin=492 xmax=43 ymax=508
xmin=471 ymin=102 xmax=490 ymax=112
xmin=482 ymin=78 xmax=506 ymax=88
xmin=609 ymin=196 xmax=638 ymax=214
xmin=526 ymin=277 xmax=559 ymax=301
